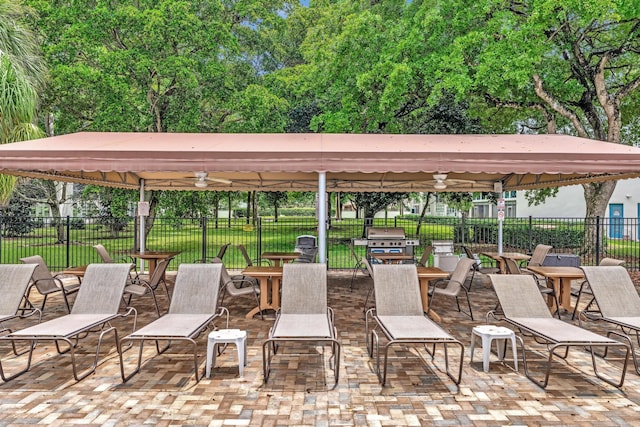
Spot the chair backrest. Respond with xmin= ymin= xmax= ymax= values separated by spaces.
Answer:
xmin=417 ymin=245 xmax=433 ymax=267
xmin=210 ymin=257 xmax=246 ymax=296
xmin=446 ymin=257 xmax=476 ymax=292
xmin=216 ymin=243 xmax=230 ymax=260
xmin=528 ymin=244 xmax=553 ymax=267
xmin=502 ymin=257 xmax=522 ymax=275
xmin=489 ymin=274 xmax=553 ymax=318
xmin=582 ymin=266 xmax=640 ymax=318
xmin=462 ymin=246 xmax=474 ymax=260
xmin=0 ymin=264 xmax=37 ymax=316
xmin=599 ymin=257 xmax=625 ymax=266
xmin=237 ymin=244 xmax=253 ymax=267
xmin=361 ymin=257 xmax=374 ymax=277
xmin=72 ymin=264 xmax=133 ymax=314
xmin=280 ymin=263 xmax=327 ymax=315
xmin=169 ymin=264 xmax=223 ymax=314
xmin=93 ymin=244 xmax=115 ymax=263
xmin=146 ymin=257 xmax=172 ymax=287
xmin=19 ymin=255 xmax=58 ymax=293
xmin=372 ymin=264 xmax=423 ymax=316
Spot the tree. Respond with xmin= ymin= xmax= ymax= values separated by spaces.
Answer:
xmin=412 ymin=0 xmax=640 ymax=252
xmin=262 ymin=191 xmax=288 ymax=222
xmin=0 ymin=0 xmax=46 ymax=205
xmin=348 ymin=192 xmax=406 ymax=236
xmin=81 ymin=186 xmax=137 ymax=238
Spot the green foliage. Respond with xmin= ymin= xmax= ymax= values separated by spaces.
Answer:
xmin=0 ymin=196 xmax=39 ymax=236
xmin=81 ymin=186 xmax=137 ymax=237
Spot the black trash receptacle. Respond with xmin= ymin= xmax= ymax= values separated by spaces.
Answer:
xmin=295 ymin=235 xmax=318 ymax=262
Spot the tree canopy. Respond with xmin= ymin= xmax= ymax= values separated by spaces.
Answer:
xmin=7 ymin=0 xmax=640 ymax=219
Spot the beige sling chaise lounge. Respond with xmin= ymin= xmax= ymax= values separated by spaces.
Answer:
xmin=367 ymin=264 xmax=464 ymax=386
xmin=0 ymin=264 xmax=40 ymax=356
xmin=262 ymin=263 xmax=340 ymax=387
xmin=581 ymin=265 xmax=640 ymax=375
xmin=489 ymin=273 xmax=630 ymax=388
xmin=0 ymin=263 xmax=135 ymax=382
xmin=119 ymin=263 xmax=229 ymax=382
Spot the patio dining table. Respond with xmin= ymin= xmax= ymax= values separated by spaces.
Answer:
xmin=525 ymin=265 xmax=584 ymax=313
xmin=261 ymin=252 xmax=300 ymax=267
xmin=417 ymin=266 xmax=450 ymax=322
xmin=241 ymin=266 xmax=283 ymax=319
xmin=481 ymin=251 xmax=531 ymax=273
xmin=130 ymin=251 xmax=180 ymax=278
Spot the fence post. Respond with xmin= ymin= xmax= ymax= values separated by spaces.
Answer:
xmin=528 ymin=216 xmax=533 ymax=253
xmin=461 ymin=215 xmax=466 ymax=246
xmin=595 ymin=216 xmax=600 ymax=264
xmin=66 ymin=216 xmax=71 ymax=267
xmin=257 ymin=217 xmax=263 ymax=263
xmin=201 ymin=216 xmax=207 ymax=262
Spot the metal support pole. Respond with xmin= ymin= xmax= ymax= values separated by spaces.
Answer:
xmin=318 ymin=172 xmax=327 ymax=264
xmin=498 ymin=191 xmax=503 ymax=255
xmin=139 ymin=179 xmax=146 ymax=272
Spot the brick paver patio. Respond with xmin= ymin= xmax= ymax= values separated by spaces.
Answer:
xmin=1 ymin=269 xmax=639 ymax=426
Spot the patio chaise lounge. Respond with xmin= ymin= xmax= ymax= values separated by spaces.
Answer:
xmin=262 ymin=263 xmax=340 ymax=387
xmin=0 ymin=264 xmax=135 ymax=382
xmin=581 ymin=265 xmax=640 ymax=375
xmin=366 ymin=264 xmax=464 ymax=386
xmin=488 ymin=273 xmax=630 ymax=388
xmin=0 ymin=264 xmax=40 ymax=349
xmin=119 ymin=263 xmax=229 ymax=382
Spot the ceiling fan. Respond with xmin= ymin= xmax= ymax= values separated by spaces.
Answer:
xmin=191 ymin=172 xmax=232 ymax=188
xmin=431 ymin=173 xmax=476 ymax=190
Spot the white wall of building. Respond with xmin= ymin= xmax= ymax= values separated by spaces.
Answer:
xmin=515 ymin=177 xmax=640 ymax=219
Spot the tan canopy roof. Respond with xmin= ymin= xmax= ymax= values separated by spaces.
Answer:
xmin=0 ymin=132 xmax=639 ymax=192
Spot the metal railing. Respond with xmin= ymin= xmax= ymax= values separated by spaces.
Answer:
xmin=1 ymin=215 xmax=638 ymax=270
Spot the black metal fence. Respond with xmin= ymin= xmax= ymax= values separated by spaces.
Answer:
xmin=1 ymin=215 xmax=638 ymax=270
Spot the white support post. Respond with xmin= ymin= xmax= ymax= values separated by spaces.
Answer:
xmin=139 ymin=179 xmax=146 ymax=272
xmin=318 ymin=172 xmax=327 ymax=263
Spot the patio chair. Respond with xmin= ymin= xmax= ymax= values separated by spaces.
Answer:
xmin=488 ymin=273 xmax=630 ymax=388
xmin=462 ymin=246 xmax=499 ymax=290
xmin=571 ymin=258 xmax=625 ymax=320
xmin=0 ymin=264 xmax=135 ymax=382
xmin=262 ymin=263 xmax=340 ymax=387
xmin=580 ymin=265 xmax=640 ymax=375
xmin=92 ymin=244 xmax=139 ymax=282
xmin=427 ymin=257 xmax=476 ymax=320
xmin=502 ymin=256 xmax=561 ymax=319
xmin=0 ymin=264 xmax=40 ymax=334
xmin=360 ymin=257 xmax=375 ymax=312
xmin=194 ymin=243 xmax=230 ymax=263
xmin=20 ymin=255 xmax=81 ymax=314
xmin=522 ymin=244 xmax=553 ymax=270
xmin=366 ymin=264 xmax=464 ymax=386
xmin=123 ymin=256 xmax=174 ymax=317
xmin=119 ymin=263 xmax=228 ymax=382
xmin=212 ymin=258 xmax=262 ymax=319
xmin=349 ymin=242 xmax=368 ymax=291
xmin=237 ymin=244 xmax=270 ymax=267
xmin=415 ymin=245 xmax=434 ymax=267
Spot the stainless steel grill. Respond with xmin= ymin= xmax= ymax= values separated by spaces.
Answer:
xmin=354 ymin=227 xmax=419 ymax=260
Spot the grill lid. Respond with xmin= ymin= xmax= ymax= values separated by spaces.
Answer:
xmin=366 ymin=227 xmax=406 ymax=239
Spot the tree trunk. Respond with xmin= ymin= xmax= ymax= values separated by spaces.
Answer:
xmin=415 ymin=193 xmax=432 ymax=237
xmin=143 ymin=192 xmax=158 ymax=242
xmin=582 ymin=181 xmax=616 ymax=256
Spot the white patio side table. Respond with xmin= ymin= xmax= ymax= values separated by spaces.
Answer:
xmin=205 ymin=329 xmax=247 ymax=378
xmin=470 ymin=324 xmax=518 ymax=373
